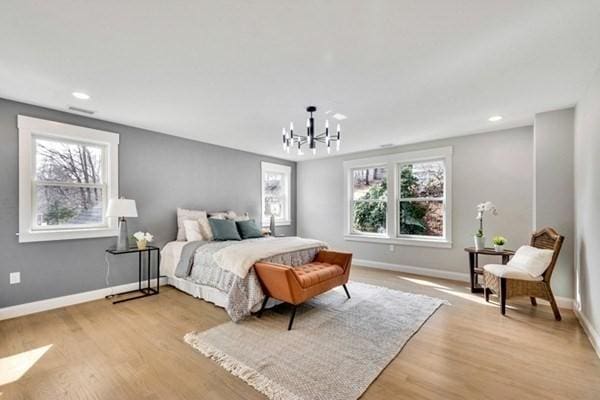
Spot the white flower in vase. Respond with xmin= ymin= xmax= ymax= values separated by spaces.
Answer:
xmin=474 ymin=201 xmax=498 ymax=249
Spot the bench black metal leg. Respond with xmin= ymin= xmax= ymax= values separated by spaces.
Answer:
xmin=343 ymin=284 xmax=351 ymax=299
xmin=257 ymin=296 xmax=269 ymax=318
xmin=288 ymin=305 xmax=297 ymax=331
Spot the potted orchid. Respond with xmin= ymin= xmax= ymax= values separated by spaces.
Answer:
xmin=133 ymin=231 xmax=154 ymax=250
xmin=492 ymin=236 xmax=507 ymax=252
xmin=474 ymin=201 xmax=497 ymax=250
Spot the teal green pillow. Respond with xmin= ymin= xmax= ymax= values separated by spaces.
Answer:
xmin=236 ymin=219 xmax=262 ymax=239
xmin=209 ymin=218 xmax=241 ymax=241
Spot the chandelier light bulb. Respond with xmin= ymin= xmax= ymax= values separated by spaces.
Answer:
xmin=312 ymin=148 xmax=316 ymax=156
xmin=306 ymin=118 xmax=310 ymax=127
xmin=325 ymin=119 xmax=329 ymax=128
xmin=327 ymin=146 xmax=331 ymax=154
xmin=336 ymin=140 xmax=341 ymax=152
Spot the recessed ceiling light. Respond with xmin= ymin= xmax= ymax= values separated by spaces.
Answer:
xmin=72 ymin=91 xmax=90 ymax=100
xmin=488 ymin=115 xmax=503 ymax=122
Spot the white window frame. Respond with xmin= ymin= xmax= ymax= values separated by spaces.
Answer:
xmin=344 ymin=146 xmax=452 ymax=248
xmin=18 ymin=115 xmax=120 ymax=243
xmin=261 ymin=161 xmax=292 ymax=227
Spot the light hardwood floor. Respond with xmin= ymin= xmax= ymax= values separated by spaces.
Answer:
xmin=1 ymin=266 xmax=599 ymax=399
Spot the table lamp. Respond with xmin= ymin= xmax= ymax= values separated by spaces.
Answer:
xmin=107 ymin=198 xmax=138 ymax=250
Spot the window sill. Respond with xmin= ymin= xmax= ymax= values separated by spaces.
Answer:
xmin=344 ymin=234 xmax=452 ymax=248
xmin=18 ymin=227 xmax=118 ymax=243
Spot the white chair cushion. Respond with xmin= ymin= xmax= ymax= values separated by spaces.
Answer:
xmin=483 ymin=264 xmax=543 ymax=281
xmin=507 ymin=245 xmax=554 ymax=278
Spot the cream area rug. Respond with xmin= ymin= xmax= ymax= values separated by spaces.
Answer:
xmin=184 ymin=282 xmax=447 ymax=400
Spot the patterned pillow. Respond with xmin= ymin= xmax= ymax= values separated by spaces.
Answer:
xmin=176 ymin=208 xmax=207 ymax=241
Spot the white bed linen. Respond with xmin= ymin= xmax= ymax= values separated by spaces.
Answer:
xmin=161 ymin=241 xmax=187 ymax=277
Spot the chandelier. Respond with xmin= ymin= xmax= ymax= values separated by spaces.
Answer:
xmin=282 ymin=106 xmax=341 ymax=155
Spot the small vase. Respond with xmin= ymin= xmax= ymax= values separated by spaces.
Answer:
xmin=494 ymin=244 xmax=504 ymax=252
xmin=136 ymin=239 xmax=147 ymax=250
xmin=474 ymin=235 xmax=485 ymax=250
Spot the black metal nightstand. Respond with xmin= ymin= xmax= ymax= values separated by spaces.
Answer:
xmin=105 ymin=245 xmax=161 ymax=304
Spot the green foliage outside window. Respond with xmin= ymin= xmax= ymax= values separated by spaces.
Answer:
xmin=353 ymin=180 xmax=387 ymax=233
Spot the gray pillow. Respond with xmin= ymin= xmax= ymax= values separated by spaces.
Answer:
xmin=209 ymin=218 xmax=241 ymax=241
xmin=236 ymin=219 xmax=262 ymax=239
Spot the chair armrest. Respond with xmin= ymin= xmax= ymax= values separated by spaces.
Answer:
xmin=315 ymin=250 xmax=353 ymax=273
xmin=254 ymin=262 xmax=301 ymax=303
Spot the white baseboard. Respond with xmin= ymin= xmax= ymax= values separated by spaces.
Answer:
xmin=574 ymin=306 xmax=600 ymax=360
xmin=0 ymin=277 xmax=168 ymax=321
xmin=353 ymin=258 xmax=574 ymax=309
xmin=353 ymin=258 xmax=470 ymax=282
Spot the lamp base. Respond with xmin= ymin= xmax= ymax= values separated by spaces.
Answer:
xmin=117 ymin=218 xmax=128 ymax=251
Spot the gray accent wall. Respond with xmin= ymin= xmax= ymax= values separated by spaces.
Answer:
xmin=0 ymin=98 xmax=296 ymax=307
xmin=298 ymin=127 xmax=538 ymax=289
xmin=575 ymin=68 xmax=600 ymax=345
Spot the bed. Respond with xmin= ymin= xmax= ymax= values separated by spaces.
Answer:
xmin=161 ymin=236 xmax=326 ymax=321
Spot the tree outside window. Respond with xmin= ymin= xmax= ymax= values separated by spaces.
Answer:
xmin=398 ymin=161 xmax=445 ymax=237
xmin=352 ymin=167 xmax=387 ymax=234
xmin=34 ymin=137 xmax=106 ymax=228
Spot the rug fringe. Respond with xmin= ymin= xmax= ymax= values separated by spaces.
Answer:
xmin=184 ymin=332 xmax=303 ymax=400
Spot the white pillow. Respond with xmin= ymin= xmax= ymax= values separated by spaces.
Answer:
xmin=183 ymin=220 xmax=204 ymax=241
xmin=197 ymin=212 xmax=214 ymax=241
xmin=176 ymin=208 xmax=207 ymax=241
xmin=209 ymin=211 xmax=237 ymax=220
xmin=508 ymin=245 xmax=554 ymax=277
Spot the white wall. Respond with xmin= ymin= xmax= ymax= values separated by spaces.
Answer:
xmin=533 ymin=108 xmax=575 ymax=298
xmin=575 ymin=68 xmax=600 ymax=351
xmin=298 ymin=127 xmax=535 ymax=285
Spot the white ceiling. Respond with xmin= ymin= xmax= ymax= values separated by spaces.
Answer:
xmin=1 ymin=1 xmax=600 ymax=161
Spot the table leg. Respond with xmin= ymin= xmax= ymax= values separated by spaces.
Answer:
xmin=469 ymin=252 xmax=476 ymax=293
xmin=156 ymin=249 xmax=160 ymax=294
xmin=147 ymin=249 xmax=151 ymax=293
xmin=138 ymin=251 xmax=142 ymax=291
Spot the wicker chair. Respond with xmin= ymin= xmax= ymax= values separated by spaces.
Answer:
xmin=483 ymin=227 xmax=564 ymax=320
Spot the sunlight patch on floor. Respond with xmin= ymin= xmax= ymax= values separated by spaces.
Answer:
xmin=0 ymin=344 xmax=52 ymax=386
xmin=397 ymin=276 xmax=450 ymax=289
xmin=397 ymin=275 xmax=518 ymax=310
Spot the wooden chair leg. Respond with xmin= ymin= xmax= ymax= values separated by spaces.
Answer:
xmin=288 ymin=305 xmax=298 ymax=331
xmin=500 ymin=278 xmax=507 ymax=316
xmin=342 ymin=284 xmax=351 ymax=299
xmin=530 ymin=297 xmax=537 ymax=306
xmin=545 ymin=285 xmax=562 ymax=321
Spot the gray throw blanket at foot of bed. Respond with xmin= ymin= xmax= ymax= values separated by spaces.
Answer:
xmin=174 ymin=239 xmax=324 ymax=321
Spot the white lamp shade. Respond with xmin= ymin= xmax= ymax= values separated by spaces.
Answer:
xmin=106 ymin=198 xmax=138 ymax=218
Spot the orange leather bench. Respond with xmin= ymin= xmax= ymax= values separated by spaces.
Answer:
xmin=254 ymin=250 xmax=352 ymax=330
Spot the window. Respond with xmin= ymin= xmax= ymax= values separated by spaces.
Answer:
xmin=398 ymin=160 xmax=444 ymax=237
xmin=344 ymin=147 xmax=452 ymax=248
xmin=261 ymin=161 xmax=291 ymax=226
xmin=351 ymin=166 xmax=387 ymax=235
xmin=18 ymin=116 xmax=119 ymax=242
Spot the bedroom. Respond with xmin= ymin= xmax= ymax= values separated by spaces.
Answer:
xmin=1 ymin=1 xmax=600 ymax=399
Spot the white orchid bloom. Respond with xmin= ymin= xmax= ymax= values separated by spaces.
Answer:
xmin=145 ymin=233 xmax=154 ymax=242
xmin=133 ymin=231 xmax=145 ymax=241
